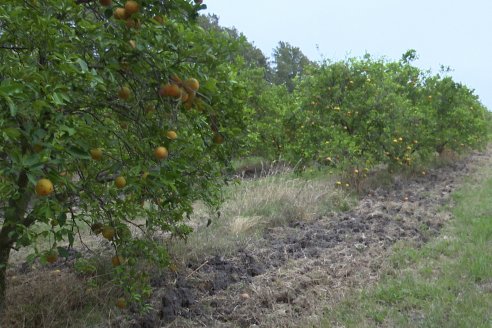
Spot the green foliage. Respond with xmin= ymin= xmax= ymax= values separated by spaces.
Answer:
xmin=0 ymin=0 xmax=249 ymax=308
xmin=277 ymin=52 xmax=489 ymax=171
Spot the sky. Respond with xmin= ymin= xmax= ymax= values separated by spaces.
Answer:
xmin=204 ymin=0 xmax=491 ymax=110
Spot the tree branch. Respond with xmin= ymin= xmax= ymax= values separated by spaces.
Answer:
xmin=75 ymin=0 xmax=97 ymax=4
xmin=0 ymin=45 xmax=31 ymax=51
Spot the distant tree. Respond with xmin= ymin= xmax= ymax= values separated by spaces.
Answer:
xmin=272 ymin=41 xmax=312 ymax=92
xmin=198 ymin=14 xmax=271 ymax=76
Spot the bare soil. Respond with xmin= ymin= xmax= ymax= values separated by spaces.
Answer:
xmin=119 ymin=148 xmax=492 ymax=328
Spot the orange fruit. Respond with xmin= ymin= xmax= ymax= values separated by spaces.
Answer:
xmin=183 ymin=93 xmax=196 ymax=109
xmin=115 ymin=176 xmax=126 ymax=189
xmin=90 ymin=148 xmax=103 ymax=160
xmin=102 ymin=226 xmax=116 ymax=240
xmin=184 ymin=78 xmax=199 ymax=92
xmin=213 ymin=134 xmax=224 ymax=145
xmin=180 ymin=89 xmax=189 ymax=102
xmin=124 ymin=0 xmax=139 ymax=15
xmin=166 ymin=130 xmax=177 ymax=140
xmin=112 ymin=255 xmax=124 ymax=267
xmin=116 ymin=297 xmax=127 ymax=309
xmin=113 ymin=7 xmax=127 ymax=20
xmin=159 ymin=84 xmax=181 ymax=98
xmin=118 ymin=86 xmax=131 ymax=100
xmin=35 ymin=178 xmax=54 ymax=196
xmin=154 ymin=146 xmax=168 ymax=160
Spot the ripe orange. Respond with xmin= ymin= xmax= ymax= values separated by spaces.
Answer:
xmin=124 ymin=0 xmax=139 ymax=15
xmin=90 ymin=148 xmax=103 ymax=160
xmin=35 ymin=178 xmax=54 ymax=196
xmin=112 ymin=255 xmax=124 ymax=267
xmin=159 ymin=84 xmax=181 ymax=98
xmin=154 ymin=146 xmax=168 ymax=160
xmin=99 ymin=0 xmax=112 ymax=6
xmin=166 ymin=130 xmax=177 ymax=140
xmin=115 ymin=176 xmax=126 ymax=189
xmin=113 ymin=7 xmax=127 ymax=20
xmin=102 ymin=226 xmax=116 ymax=240
xmin=186 ymin=92 xmax=196 ymax=106
xmin=180 ymin=89 xmax=189 ymax=102
xmin=118 ymin=86 xmax=131 ymax=100
xmin=116 ymin=297 xmax=127 ymax=309
xmin=184 ymin=78 xmax=199 ymax=92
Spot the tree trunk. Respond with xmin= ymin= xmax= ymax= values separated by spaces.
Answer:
xmin=0 ymin=169 xmax=32 ymax=316
xmin=0 ymin=242 xmax=11 ymax=315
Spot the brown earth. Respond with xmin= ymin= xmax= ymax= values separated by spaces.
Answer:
xmin=119 ymin=147 xmax=492 ymax=328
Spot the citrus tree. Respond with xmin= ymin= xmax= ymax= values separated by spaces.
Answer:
xmin=281 ymin=53 xmax=489 ymax=172
xmin=0 ymin=0 xmax=248 ymax=312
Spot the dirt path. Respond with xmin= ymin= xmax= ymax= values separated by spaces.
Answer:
xmin=126 ymin=147 xmax=492 ymax=328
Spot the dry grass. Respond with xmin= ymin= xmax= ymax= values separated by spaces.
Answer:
xmin=169 ymin=168 xmax=354 ymax=262
xmin=2 ymin=266 xmax=116 ymax=328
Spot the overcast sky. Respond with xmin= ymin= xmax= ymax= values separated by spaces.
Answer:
xmin=204 ymin=0 xmax=491 ymax=110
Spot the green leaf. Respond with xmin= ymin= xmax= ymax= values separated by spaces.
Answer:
xmin=76 ymin=58 xmax=88 ymax=72
xmin=6 ymin=96 xmax=17 ymax=116
xmin=51 ymin=92 xmax=66 ymax=106
xmin=57 ymin=246 xmax=70 ymax=258
xmin=67 ymin=146 xmax=90 ymax=159
xmin=3 ymin=127 xmax=21 ymax=139
xmin=57 ymin=212 xmax=67 ymax=226
xmin=60 ymin=125 xmax=76 ymax=136
xmin=104 ymin=8 xmax=113 ymax=18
